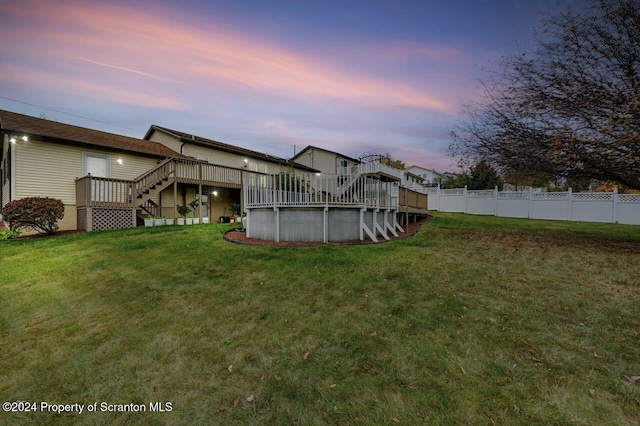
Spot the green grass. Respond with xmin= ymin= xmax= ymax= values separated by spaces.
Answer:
xmin=1 ymin=213 xmax=639 ymax=425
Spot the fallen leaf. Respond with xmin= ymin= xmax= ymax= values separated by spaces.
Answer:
xmin=228 ymin=365 xmax=233 ymax=372
xmin=392 ymin=417 xmax=400 ymax=423
xmin=370 ymin=331 xmax=377 ymax=337
xmin=260 ymin=374 xmax=266 ymax=381
xmin=624 ymin=374 xmax=640 ymax=384
xmin=153 ymin=386 xmax=157 ymax=393
xmin=274 ymin=374 xmax=281 ymax=381
xmin=303 ymin=351 xmax=311 ymax=360
xmin=333 ymin=406 xmax=338 ymax=412
xmin=217 ymin=408 xmax=226 ymax=413
xmin=316 ymin=381 xmax=322 ymax=390
xmin=233 ymin=398 xmax=239 ymax=407
xmin=531 ymin=356 xmax=543 ymax=363
xmin=458 ymin=363 xmax=466 ymax=375
xmin=246 ymin=395 xmax=256 ymax=403
xmin=589 ymin=389 xmax=596 ymax=396
xmin=330 ymin=383 xmax=337 ymax=389
xmin=323 ymin=411 xmax=328 ymax=417
xmin=593 ymin=352 xmax=599 ymax=358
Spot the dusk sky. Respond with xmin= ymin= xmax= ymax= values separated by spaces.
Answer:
xmin=0 ymin=0 xmax=575 ymax=171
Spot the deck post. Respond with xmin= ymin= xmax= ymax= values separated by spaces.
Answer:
xmin=173 ymin=180 xmax=178 ymax=224
xmin=323 ymin=206 xmax=329 ymax=243
xmin=198 ymin=163 xmax=203 ymax=222
xmin=274 ymin=206 xmax=280 ymax=242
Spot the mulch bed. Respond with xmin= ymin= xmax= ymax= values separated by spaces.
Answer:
xmin=4 ymin=229 xmax=85 ymax=241
xmin=223 ymin=215 xmax=432 ymax=247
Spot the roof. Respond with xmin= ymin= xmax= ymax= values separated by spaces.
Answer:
xmin=0 ymin=110 xmax=181 ymax=158
xmin=146 ymin=125 xmax=318 ymax=172
xmin=291 ymin=145 xmax=361 ymax=164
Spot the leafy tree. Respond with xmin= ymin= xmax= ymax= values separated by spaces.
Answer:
xmin=442 ymin=161 xmax=503 ymax=190
xmin=451 ymin=0 xmax=640 ymax=190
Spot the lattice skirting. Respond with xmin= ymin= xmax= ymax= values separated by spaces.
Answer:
xmin=78 ymin=207 xmax=135 ymax=231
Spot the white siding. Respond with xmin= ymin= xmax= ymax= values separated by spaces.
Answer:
xmin=1 ymin=137 xmax=10 ymax=207
xmin=295 ymin=148 xmax=356 ymax=174
xmin=147 ymin=129 xmax=183 ymax=154
xmin=14 ymin=138 xmax=160 ymax=204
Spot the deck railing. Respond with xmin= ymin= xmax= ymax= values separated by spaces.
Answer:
xmin=76 ymin=157 xmax=249 ymax=208
xmin=76 ymin=175 xmax=135 ymax=208
xmin=244 ymin=172 xmax=399 ymax=209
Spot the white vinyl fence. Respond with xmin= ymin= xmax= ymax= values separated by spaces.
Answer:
xmin=423 ymin=186 xmax=640 ymax=225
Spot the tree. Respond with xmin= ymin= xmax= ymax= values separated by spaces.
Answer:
xmin=359 ymin=152 xmax=406 ymax=170
xmin=451 ymin=0 xmax=640 ymax=190
xmin=442 ymin=161 xmax=503 ymax=190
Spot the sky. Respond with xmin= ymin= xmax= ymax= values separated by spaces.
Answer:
xmin=0 ymin=0 xmax=574 ymax=171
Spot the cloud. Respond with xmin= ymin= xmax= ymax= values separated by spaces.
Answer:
xmin=0 ymin=0 xmax=454 ymax=113
xmin=68 ymin=56 xmax=173 ymax=82
xmin=0 ymin=63 xmax=189 ymax=110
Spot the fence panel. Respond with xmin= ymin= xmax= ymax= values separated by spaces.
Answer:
xmin=466 ymin=190 xmax=495 ymax=215
xmin=428 ymin=186 xmax=640 ymax=225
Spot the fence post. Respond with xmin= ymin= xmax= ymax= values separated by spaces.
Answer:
xmin=528 ymin=187 xmax=533 ymax=219
xmin=494 ymin=186 xmax=498 ymax=216
xmin=613 ymin=188 xmax=618 ymax=224
xmin=464 ymin=185 xmax=468 ymax=214
xmin=567 ymin=187 xmax=573 ymax=221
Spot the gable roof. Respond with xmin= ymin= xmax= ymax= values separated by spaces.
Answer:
xmin=0 ymin=110 xmax=181 ymax=158
xmin=406 ymin=165 xmax=442 ymax=174
xmin=146 ymin=125 xmax=318 ymax=172
xmin=291 ymin=145 xmax=361 ymax=164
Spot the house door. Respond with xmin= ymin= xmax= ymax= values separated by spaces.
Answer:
xmin=84 ymin=153 xmax=110 ymax=178
xmin=84 ymin=153 xmax=111 ymax=202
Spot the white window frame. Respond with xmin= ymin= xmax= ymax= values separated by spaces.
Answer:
xmin=196 ymin=153 xmax=211 ymax=162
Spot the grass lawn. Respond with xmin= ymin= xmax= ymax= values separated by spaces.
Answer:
xmin=1 ymin=213 xmax=639 ymax=425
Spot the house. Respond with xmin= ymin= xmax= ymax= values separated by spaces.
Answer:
xmin=1 ymin=109 xmax=428 ymax=241
xmin=0 ymin=110 xmax=315 ymax=232
xmin=406 ymin=165 xmax=443 ymax=187
xmin=290 ymin=145 xmax=361 ymax=175
xmin=1 ymin=110 xmax=180 ymax=231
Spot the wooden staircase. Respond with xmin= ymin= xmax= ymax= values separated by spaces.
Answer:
xmin=131 ymin=158 xmax=175 ymax=220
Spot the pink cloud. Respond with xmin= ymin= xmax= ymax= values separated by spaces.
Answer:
xmin=0 ymin=63 xmax=189 ymax=110
xmin=0 ymin=0 xmax=455 ymax=113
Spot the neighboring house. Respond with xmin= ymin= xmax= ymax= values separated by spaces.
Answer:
xmin=291 ymin=145 xmax=361 ymax=174
xmin=1 ymin=110 xmax=180 ymax=231
xmin=406 ymin=165 xmax=444 ymax=187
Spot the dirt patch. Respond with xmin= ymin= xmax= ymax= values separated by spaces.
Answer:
xmin=224 ymin=216 xmax=432 ymax=247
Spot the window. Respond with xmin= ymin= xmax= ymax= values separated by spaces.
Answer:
xmin=196 ymin=153 xmax=210 ymax=162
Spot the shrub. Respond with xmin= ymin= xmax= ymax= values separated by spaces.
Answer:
xmin=0 ymin=229 xmax=21 ymax=240
xmin=177 ymin=205 xmax=191 ymax=218
xmin=2 ymin=197 xmax=65 ymax=234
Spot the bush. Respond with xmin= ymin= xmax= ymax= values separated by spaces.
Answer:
xmin=0 ymin=229 xmax=21 ymax=240
xmin=2 ymin=197 xmax=65 ymax=234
